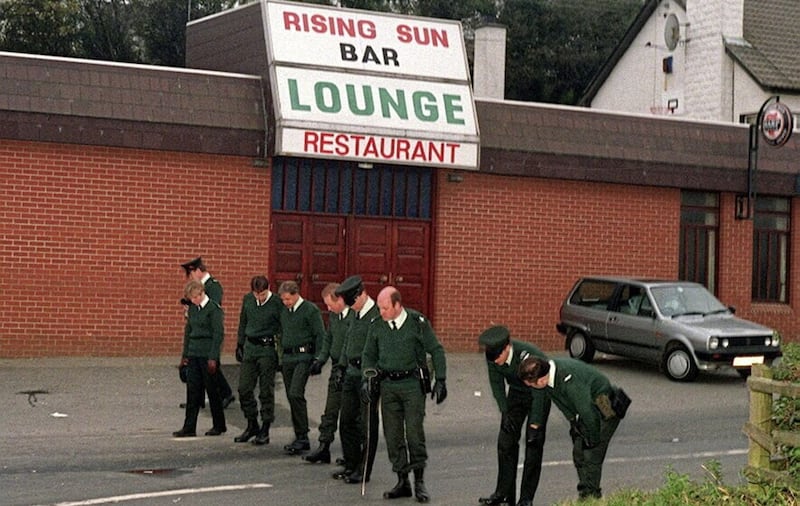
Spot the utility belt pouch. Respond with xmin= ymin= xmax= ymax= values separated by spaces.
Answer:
xmin=611 ymin=387 xmax=632 ymax=419
xmin=418 ymin=365 xmax=432 ymax=394
xmin=594 ymin=393 xmax=616 ymax=420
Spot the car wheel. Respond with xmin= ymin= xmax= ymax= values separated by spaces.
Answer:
xmin=737 ymin=369 xmax=751 ymax=379
xmin=567 ymin=331 xmax=595 ymax=363
xmin=662 ymin=343 xmax=698 ymax=382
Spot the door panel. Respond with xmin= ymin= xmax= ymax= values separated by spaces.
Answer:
xmin=350 ymin=219 xmax=392 ymax=302
xmin=350 ymin=218 xmax=430 ymax=317
xmin=393 ymin=222 xmax=429 ymax=315
xmin=271 ymin=213 xmax=346 ymax=308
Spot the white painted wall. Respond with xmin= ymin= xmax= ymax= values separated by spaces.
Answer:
xmin=591 ymin=0 xmax=800 ymax=125
xmin=591 ymin=0 xmax=687 ymax=116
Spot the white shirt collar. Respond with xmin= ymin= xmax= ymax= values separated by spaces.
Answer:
xmin=504 ymin=343 xmax=514 ymax=366
xmin=292 ymin=296 xmax=304 ymax=312
xmin=391 ymin=308 xmax=408 ymax=329
xmin=358 ymin=297 xmax=375 ymax=319
xmin=198 ymin=294 xmax=210 ymax=308
xmin=200 ymin=272 xmax=211 ymax=284
xmin=547 ymin=360 xmax=557 ymax=388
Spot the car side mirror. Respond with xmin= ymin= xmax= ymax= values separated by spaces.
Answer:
xmin=728 ymin=305 xmax=736 ymax=314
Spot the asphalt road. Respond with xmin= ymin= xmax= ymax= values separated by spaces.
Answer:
xmin=0 ymin=352 xmax=752 ymax=506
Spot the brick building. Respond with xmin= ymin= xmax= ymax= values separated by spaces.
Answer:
xmin=1 ymin=1 xmax=799 ymax=358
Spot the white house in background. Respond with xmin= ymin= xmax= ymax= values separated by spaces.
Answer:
xmin=579 ymin=0 xmax=800 ymax=127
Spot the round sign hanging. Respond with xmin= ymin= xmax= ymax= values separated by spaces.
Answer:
xmin=760 ymin=101 xmax=794 ymax=147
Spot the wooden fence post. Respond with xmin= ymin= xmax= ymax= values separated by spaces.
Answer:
xmin=748 ymin=364 xmax=773 ymax=470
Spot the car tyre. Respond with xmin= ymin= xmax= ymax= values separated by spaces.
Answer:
xmin=567 ymin=331 xmax=595 ymax=363
xmin=662 ymin=343 xmax=698 ymax=382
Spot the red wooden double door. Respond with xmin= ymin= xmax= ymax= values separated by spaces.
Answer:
xmin=270 ymin=213 xmax=432 ymax=318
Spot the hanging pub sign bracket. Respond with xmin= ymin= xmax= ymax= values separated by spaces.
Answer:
xmin=738 ymin=96 xmax=794 ymax=220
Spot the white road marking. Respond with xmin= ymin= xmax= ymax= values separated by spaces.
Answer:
xmin=48 ymin=483 xmax=272 ymax=506
xmin=539 ymin=448 xmax=748 ymax=467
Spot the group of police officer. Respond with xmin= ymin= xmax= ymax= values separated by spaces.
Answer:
xmin=175 ymin=257 xmax=627 ymax=504
xmin=175 ymin=258 xmax=448 ymax=503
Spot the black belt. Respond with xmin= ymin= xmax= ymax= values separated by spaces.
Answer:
xmin=247 ymin=335 xmax=276 ymax=346
xmin=382 ymin=369 xmax=417 ymax=381
xmin=283 ymin=344 xmax=315 ymax=355
xmin=349 ymin=357 xmax=362 ymax=369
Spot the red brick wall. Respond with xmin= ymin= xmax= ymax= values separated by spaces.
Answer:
xmin=0 ymin=140 xmax=271 ymax=358
xmin=433 ymin=171 xmax=681 ymax=352
xmin=3 ymin=140 xmax=799 ymax=357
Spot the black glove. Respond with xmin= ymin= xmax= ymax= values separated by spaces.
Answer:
xmin=331 ymin=365 xmax=346 ymax=392
xmin=235 ymin=344 xmax=244 ymax=363
xmin=309 ymin=359 xmax=324 ymax=376
xmin=432 ymin=379 xmax=447 ymax=404
xmin=500 ymin=413 xmax=516 ymax=434
xmin=360 ymin=380 xmax=372 ymax=404
xmin=569 ymin=419 xmax=594 ymax=449
xmin=526 ymin=424 xmax=545 ymax=445
xmin=180 ymin=297 xmax=191 ymax=306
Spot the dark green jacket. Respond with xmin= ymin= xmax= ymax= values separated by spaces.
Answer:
xmin=316 ymin=307 xmax=353 ymax=364
xmin=362 ymin=308 xmax=446 ymax=381
xmin=338 ymin=299 xmax=380 ymax=377
xmin=279 ymin=298 xmax=326 ymax=351
xmin=237 ymin=291 xmax=282 ymax=358
xmin=203 ymin=275 xmax=223 ymax=305
xmin=546 ymin=358 xmax=615 ymax=446
xmin=486 ymin=339 xmax=549 ymax=426
xmin=183 ymin=299 xmax=224 ymax=360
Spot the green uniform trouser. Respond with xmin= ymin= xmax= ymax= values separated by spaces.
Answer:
xmin=571 ymin=414 xmax=620 ymax=499
xmin=238 ymin=348 xmax=278 ymax=425
xmin=338 ymin=374 xmax=378 ymax=478
xmin=282 ymin=354 xmax=312 ymax=437
xmin=381 ymin=378 xmax=426 ymax=474
xmin=496 ymin=387 xmax=549 ymax=503
xmin=316 ymin=368 xmax=343 ymax=443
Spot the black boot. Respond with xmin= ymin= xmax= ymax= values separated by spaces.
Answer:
xmin=413 ymin=468 xmax=429 ymax=503
xmin=304 ymin=442 xmax=331 ymax=463
xmin=383 ymin=473 xmax=412 ymax=499
xmin=253 ymin=422 xmax=270 ymax=445
xmin=234 ymin=419 xmax=259 ymax=443
xmin=283 ymin=435 xmax=310 ymax=455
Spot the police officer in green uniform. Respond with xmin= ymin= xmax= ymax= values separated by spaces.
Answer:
xmin=330 ymin=275 xmax=380 ymax=485
xmin=181 ymin=257 xmax=235 ymax=409
xmin=362 ymin=286 xmax=447 ymax=503
xmin=519 ymin=356 xmax=625 ymax=500
xmin=278 ymin=280 xmax=327 ymax=455
xmin=304 ymin=282 xmax=353 ymax=464
xmin=478 ymin=326 xmax=551 ymax=506
xmin=173 ymin=279 xmax=227 ymax=437
xmin=233 ymin=275 xmax=282 ymax=445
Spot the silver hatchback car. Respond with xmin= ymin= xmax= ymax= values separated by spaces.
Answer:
xmin=556 ymin=276 xmax=782 ymax=381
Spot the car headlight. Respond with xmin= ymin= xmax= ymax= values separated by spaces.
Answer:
xmin=709 ymin=337 xmax=719 ymax=350
xmin=771 ymin=332 xmax=781 ymax=347
xmin=722 ymin=338 xmax=729 ymax=348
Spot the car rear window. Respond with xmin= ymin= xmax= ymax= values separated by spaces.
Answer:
xmin=569 ymin=280 xmax=617 ymax=309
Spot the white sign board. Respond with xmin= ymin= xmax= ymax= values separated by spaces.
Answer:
xmin=273 ymin=67 xmax=477 ymax=137
xmin=264 ymin=0 xmax=469 ymax=81
xmin=278 ymin=128 xmax=479 ymax=169
xmin=262 ymin=0 xmax=479 ymax=169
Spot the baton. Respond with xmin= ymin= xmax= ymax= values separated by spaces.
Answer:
xmin=362 ymin=368 xmax=379 ymax=496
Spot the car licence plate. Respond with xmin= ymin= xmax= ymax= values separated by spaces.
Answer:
xmin=733 ymin=356 xmax=764 ymax=367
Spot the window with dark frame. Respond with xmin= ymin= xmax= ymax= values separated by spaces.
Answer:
xmin=752 ymin=196 xmax=790 ymax=303
xmin=679 ymin=191 xmax=719 ymax=294
xmin=271 ymin=156 xmax=432 ymax=219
